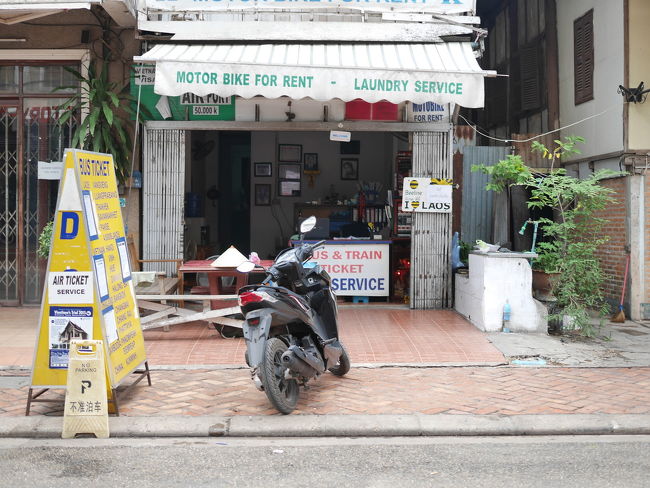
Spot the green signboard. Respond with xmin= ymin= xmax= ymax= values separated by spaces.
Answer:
xmin=130 ymin=66 xmax=235 ymax=121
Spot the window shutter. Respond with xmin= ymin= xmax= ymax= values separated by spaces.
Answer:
xmin=520 ymin=46 xmax=541 ymax=110
xmin=574 ymin=9 xmax=594 ymax=105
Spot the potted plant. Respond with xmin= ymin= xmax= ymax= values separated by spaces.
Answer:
xmin=530 ymin=241 xmax=562 ymax=299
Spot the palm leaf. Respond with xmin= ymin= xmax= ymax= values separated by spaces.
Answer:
xmin=101 ymin=101 xmax=114 ymax=126
xmin=108 ymin=91 xmax=119 ymax=107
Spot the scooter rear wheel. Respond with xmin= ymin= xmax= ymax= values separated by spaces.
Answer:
xmin=260 ymin=338 xmax=299 ymax=414
xmin=328 ymin=342 xmax=351 ymax=376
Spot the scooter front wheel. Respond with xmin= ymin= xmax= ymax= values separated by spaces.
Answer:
xmin=260 ymin=338 xmax=299 ymax=414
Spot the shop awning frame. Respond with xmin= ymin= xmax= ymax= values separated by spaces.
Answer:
xmin=0 ymin=2 xmax=95 ymax=25
xmin=135 ymin=42 xmax=495 ymax=108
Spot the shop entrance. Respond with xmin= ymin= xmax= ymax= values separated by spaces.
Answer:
xmin=145 ymin=122 xmax=452 ymax=308
xmin=0 ymin=66 xmax=77 ymax=305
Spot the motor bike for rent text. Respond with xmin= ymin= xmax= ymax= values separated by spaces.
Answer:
xmin=236 ymin=216 xmax=350 ymax=414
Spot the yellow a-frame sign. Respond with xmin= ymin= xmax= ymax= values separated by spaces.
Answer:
xmin=27 ymin=149 xmax=149 ymax=415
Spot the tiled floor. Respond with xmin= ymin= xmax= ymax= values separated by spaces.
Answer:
xmin=0 ymin=305 xmax=505 ymax=367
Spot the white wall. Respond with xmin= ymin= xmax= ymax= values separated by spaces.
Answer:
xmin=455 ymin=253 xmax=548 ymax=333
xmin=557 ymin=0 xmax=625 ymax=163
xmin=249 ymin=131 xmax=401 ymax=259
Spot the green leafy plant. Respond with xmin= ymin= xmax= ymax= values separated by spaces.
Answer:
xmin=471 ymin=154 xmax=533 ymax=192
xmin=56 ymin=60 xmax=147 ymax=184
xmin=459 ymin=240 xmax=472 ymax=264
xmin=526 ymin=137 xmax=622 ymax=336
xmin=473 ymin=135 xmax=623 ymax=336
xmin=37 ymin=220 xmax=54 ymax=259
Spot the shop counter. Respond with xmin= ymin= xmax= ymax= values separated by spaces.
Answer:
xmin=291 ymin=239 xmax=391 ymax=297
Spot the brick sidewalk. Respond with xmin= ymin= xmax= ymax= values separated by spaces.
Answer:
xmin=4 ymin=366 xmax=649 ymax=417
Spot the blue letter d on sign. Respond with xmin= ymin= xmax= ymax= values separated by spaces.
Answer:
xmin=60 ymin=212 xmax=79 ymax=240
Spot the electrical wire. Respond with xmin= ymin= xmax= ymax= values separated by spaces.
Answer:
xmin=457 ymin=103 xmax=621 ymax=144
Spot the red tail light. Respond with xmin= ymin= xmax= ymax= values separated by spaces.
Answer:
xmin=239 ymin=291 xmax=265 ymax=307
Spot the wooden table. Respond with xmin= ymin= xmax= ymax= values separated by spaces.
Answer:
xmin=178 ymin=260 xmax=272 ymax=310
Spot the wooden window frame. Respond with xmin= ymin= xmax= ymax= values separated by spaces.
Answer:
xmin=574 ymin=9 xmax=594 ymax=105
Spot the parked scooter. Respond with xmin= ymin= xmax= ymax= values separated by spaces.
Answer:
xmin=236 ymin=216 xmax=350 ymax=414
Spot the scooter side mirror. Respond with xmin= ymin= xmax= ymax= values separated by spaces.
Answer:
xmin=236 ymin=261 xmax=256 ymax=273
xmin=300 ymin=216 xmax=317 ymax=234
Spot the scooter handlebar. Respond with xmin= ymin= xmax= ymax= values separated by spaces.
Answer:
xmin=297 ymin=240 xmax=326 ymax=262
xmin=262 ymin=240 xmax=327 ymax=284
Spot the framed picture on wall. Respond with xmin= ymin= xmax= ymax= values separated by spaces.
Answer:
xmin=278 ymin=144 xmax=302 ymax=162
xmin=341 ymin=158 xmax=358 ymax=180
xmin=255 ymin=184 xmax=271 ymax=206
xmin=340 ymin=140 xmax=360 ymax=154
xmin=278 ymin=164 xmax=301 ymax=180
xmin=303 ymin=153 xmax=319 ymax=172
xmin=254 ymin=162 xmax=272 ymax=177
xmin=279 ymin=180 xmax=301 ymax=197
xmin=278 ymin=163 xmax=301 ymax=197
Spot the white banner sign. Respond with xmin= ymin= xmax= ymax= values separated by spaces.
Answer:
xmin=47 ymin=272 xmax=94 ymax=304
xmin=146 ymin=0 xmax=475 ymax=13
xmin=401 ymin=177 xmax=453 ymax=213
xmin=311 ymin=243 xmax=390 ymax=297
xmin=154 ymin=62 xmax=484 ymax=107
xmin=38 ymin=161 xmax=64 ymax=180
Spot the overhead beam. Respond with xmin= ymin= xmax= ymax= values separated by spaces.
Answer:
xmin=138 ymin=20 xmax=472 ymax=42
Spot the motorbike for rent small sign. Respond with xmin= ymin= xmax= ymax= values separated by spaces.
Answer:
xmin=311 ymin=242 xmax=390 ymax=297
xmin=401 ymin=178 xmax=453 ymax=213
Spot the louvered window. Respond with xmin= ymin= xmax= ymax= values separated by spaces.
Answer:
xmin=520 ymin=46 xmax=541 ymax=110
xmin=574 ymin=9 xmax=594 ymax=105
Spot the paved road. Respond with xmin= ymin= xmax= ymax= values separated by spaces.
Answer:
xmin=1 ymin=435 xmax=649 ymax=487
xmin=3 ymin=366 xmax=650 ymax=417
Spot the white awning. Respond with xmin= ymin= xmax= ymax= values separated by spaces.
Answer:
xmin=0 ymin=2 xmax=94 ymax=25
xmin=134 ymin=43 xmax=494 ymax=108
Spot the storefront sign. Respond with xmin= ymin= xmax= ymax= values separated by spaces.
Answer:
xmin=401 ymin=177 xmax=453 ymax=213
xmin=131 ymin=66 xmax=235 ymax=121
xmin=146 ymin=0 xmax=476 ymax=13
xmin=31 ymin=149 xmax=147 ymax=395
xmin=407 ymin=101 xmax=450 ymax=123
xmin=153 ymin=62 xmax=484 ymax=107
xmin=311 ymin=242 xmax=390 ymax=297
xmin=47 ymin=272 xmax=93 ymax=304
xmin=330 ymin=130 xmax=351 ymax=142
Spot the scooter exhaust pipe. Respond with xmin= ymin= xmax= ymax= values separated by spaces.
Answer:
xmin=281 ymin=350 xmax=318 ymax=378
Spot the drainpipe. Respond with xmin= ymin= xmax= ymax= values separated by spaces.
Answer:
xmin=628 ymin=174 xmax=645 ymax=320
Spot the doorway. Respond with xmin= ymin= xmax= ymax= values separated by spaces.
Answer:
xmin=218 ymin=131 xmax=251 ymax=254
xmin=0 ymin=96 xmax=75 ymax=305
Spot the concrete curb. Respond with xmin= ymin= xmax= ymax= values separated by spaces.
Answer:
xmin=2 ymin=414 xmax=650 ymax=438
